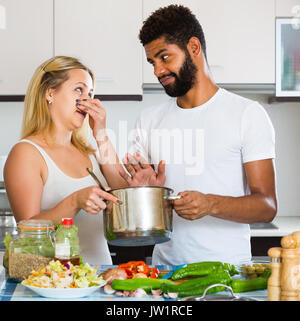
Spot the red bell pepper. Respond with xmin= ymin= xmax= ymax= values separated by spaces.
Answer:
xmin=118 ymin=261 xmax=159 ymax=279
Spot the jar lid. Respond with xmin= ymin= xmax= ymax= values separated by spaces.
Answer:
xmin=17 ymin=219 xmax=54 ymax=230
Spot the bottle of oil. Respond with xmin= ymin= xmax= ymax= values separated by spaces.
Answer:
xmin=54 ymin=218 xmax=81 ymax=266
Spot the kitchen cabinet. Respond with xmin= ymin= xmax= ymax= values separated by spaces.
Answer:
xmin=54 ymin=0 xmax=143 ymax=99
xmin=275 ymin=18 xmax=300 ymax=97
xmin=275 ymin=0 xmax=300 ymax=17
xmin=0 ymin=0 xmax=53 ymax=96
xmin=274 ymin=1 xmax=300 ymax=99
xmin=142 ymin=0 xmax=275 ymax=85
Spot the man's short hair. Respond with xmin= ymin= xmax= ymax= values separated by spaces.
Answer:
xmin=139 ymin=4 xmax=207 ymax=60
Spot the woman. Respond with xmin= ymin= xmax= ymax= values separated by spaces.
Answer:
xmin=4 ymin=56 xmax=130 ymax=265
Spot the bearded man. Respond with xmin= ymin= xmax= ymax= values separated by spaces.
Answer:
xmin=120 ymin=4 xmax=277 ymax=266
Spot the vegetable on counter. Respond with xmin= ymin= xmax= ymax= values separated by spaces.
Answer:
xmin=102 ymin=260 xmax=271 ymax=298
xmin=102 ymin=267 xmax=128 ymax=284
xmin=171 ymin=261 xmax=238 ymax=280
xmin=118 ymin=261 xmax=159 ymax=279
xmin=162 ymin=270 xmax=232 ymax=297
xmin=111 ymin=278 xmax=174 ymax=293
xmin=231 ymin=270 xmax=271 ymax=293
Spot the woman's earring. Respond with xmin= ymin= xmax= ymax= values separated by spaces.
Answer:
xmin=48 ymin=100 xmax=52 ymax=104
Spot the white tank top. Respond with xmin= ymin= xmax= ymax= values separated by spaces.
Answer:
xmin=18 ymin=139 xmax=112 ymax=265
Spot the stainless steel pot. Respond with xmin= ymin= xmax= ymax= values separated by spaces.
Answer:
xmin=103 ymin=186 xmax=180 ymax=246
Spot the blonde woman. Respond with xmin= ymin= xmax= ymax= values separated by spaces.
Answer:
xmin=4 ymin=56 xmax=131 ymax=265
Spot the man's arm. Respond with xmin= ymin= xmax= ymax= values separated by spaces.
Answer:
xmin=173 ymin=159 xmax=277 ymax=223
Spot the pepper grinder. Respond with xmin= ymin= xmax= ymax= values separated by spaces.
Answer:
xmin=280 ymin=235 xmax=299 ymax=301
xmin=267 ymin=247 xmax=282 ymax=301
xmin=291 ymin=231 xmax=300 ymax=300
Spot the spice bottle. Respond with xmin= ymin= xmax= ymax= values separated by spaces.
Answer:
xmin=8 ymin=219 xmax=55 ymax=281
xmin=54 ymin=218 xmax=81 ymax=266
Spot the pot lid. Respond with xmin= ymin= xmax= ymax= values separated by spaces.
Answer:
xmin=179 ymin=294 xmax=258 ymax=301
xmin=178 ymin=283 xmax=258 ymax=302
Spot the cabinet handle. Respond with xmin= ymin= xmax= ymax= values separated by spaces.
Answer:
xmin=0 ymin=5 xmax=6 ymax=30
xmin=95 ymin=77 xmax=114 ymax=83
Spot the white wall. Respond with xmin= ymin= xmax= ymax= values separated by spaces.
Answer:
xmin=0 ymin=91 xmax=300 ymax=216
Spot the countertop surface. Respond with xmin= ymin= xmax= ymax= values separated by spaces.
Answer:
xmin=0 ymin=216 xmax=296 ymax=301
xmin=0 ymin=264 xmax=267 ymax=301
xmin=250 ymin=216 xmax=300 ymax=237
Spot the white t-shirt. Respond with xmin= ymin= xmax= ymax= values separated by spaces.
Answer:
xmin=131 ymin=88 xmax=275 ymax=265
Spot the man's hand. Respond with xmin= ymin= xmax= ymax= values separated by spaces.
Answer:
xmin=119 ymin=153 xmax=166 ymax=187
xmin=173 ymin=191 xmax=210 ymax=220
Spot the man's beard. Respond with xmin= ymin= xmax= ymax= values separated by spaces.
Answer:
xmin=159 ymin=52 xmax=198 ymax=97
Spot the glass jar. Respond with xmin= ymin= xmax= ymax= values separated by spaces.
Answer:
xmin=8 ymin=219 xmax=55 ymax=281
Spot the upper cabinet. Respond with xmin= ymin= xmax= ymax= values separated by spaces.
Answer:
xmin=0 ymin=0 xmax=53 ymax=95
xmin=54 ymin=0 xmax=143 ymax=98
xmin=275 ymin=0 xmax=300 ymax=16
xmin=0 ymin=0 xmax=289 ymax=97
xmin=143 ymin=0 xmax=275 ymax=84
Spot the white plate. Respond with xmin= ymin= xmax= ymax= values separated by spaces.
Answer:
xmin=22 ymin=283 xmax=102 ymax=299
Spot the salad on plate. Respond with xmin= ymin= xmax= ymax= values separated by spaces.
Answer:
xmin=22 ymin=260 xmax=106 ymax=289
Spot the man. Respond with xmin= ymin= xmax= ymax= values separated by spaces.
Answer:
xmin=120 ymin=5 xmax=277 ymax=265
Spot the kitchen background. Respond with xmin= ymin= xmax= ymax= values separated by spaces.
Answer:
xmin=1 ymin=0 xmax=300 ymax=261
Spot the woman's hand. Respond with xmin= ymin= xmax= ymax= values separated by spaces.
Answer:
xmin=119 ymin=153 xmax=166 ymax=187
xmin=76 ymin=98 xmax=107 ymax=140
xmin=74 ymin=186 xmax=120 ymax=214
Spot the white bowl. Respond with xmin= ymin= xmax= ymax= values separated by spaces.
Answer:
xmin=22 ymin=283 xmax=102 ymax=299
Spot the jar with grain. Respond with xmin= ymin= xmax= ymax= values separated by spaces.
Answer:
xmin=8 ymin=219 xmax=55 ymax=281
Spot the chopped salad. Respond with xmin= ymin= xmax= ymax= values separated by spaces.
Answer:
xmin=21 ymin=260 xmax=106 ymax=289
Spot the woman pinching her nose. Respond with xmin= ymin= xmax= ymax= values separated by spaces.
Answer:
xmin=3 ymin=56 xmax=128 ymax=265
xmin=75 ymin=95 xmax=129 ymax=190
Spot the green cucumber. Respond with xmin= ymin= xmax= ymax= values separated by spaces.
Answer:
xmin=111 ymin=278 xmax=174 ymax=293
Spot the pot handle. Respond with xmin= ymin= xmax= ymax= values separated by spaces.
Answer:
xmin=199 ymin=283 xmax=239 ymax=300
xmin=165 ymin=195 xmax=182 ymax=200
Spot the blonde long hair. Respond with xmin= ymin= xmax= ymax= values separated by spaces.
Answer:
xmin=21 ymin=56 xmax=95 ymax=154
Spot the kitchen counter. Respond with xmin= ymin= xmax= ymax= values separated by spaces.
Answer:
xmin=250 ymin=216 xmax=300 ymax=237
xmin=0 ymin=264 xmax=267 ymax=302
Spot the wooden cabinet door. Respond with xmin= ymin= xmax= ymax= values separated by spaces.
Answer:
xmin=0 ymin=0 xmax=53 ymax=95
xmin=275 ymin=0 xmax=300 ymax=17
xmin=142 ymin=0 xmax=275 ymax=84
xmin=54 ymin=0 xmax=143 ymax=97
